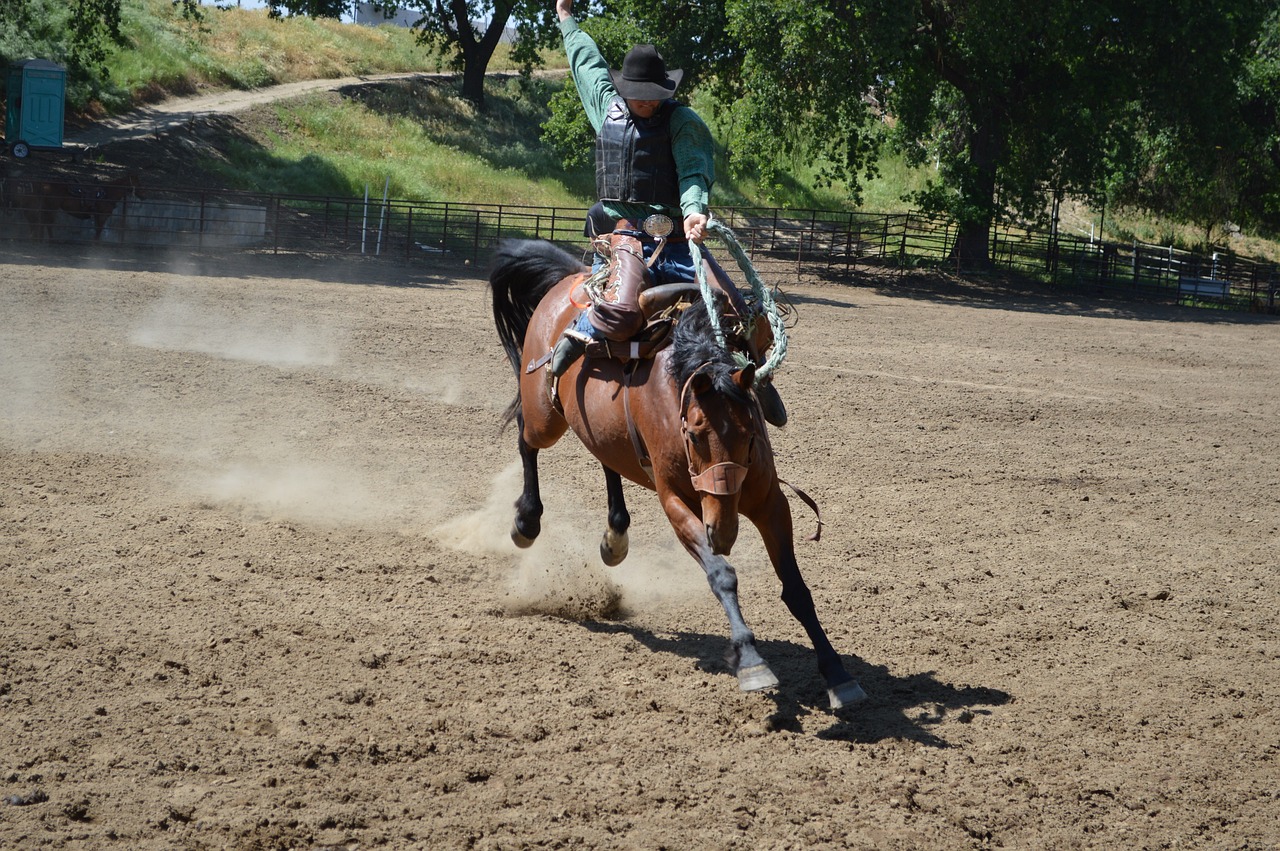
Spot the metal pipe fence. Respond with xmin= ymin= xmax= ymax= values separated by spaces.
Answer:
xmin=3 ymin=181 xmax=1277 ymax=312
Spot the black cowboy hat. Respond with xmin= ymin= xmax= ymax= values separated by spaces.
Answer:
xmin=609 ymin=44 xmax=683 ymax=101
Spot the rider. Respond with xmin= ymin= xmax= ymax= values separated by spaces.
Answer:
xmin=549 ymin=0 xmax=787 ymax=427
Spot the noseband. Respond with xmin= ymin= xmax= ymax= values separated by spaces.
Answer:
xmin=679 ymin=364 xmax=754 ymax=496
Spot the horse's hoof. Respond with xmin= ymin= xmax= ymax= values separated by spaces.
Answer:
xmin=510 ymin=525 xmax=535 ymax=549
xmin=599 ymin=529 xmax=628 ymax=566
xmin=737 ymin=663 xmax=779 ymax=692
xmin=828 ymin=680 xmax=868 ymax=710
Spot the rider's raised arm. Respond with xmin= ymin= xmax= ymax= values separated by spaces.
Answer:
xmin=557 ymin=5 xmax=616 ymax=134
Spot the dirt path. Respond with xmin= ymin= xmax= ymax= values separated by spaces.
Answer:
xmin=66 ymin=73 xmax=444 ymax=147
xmin=1 ymin=248 xmax=1278 ymax=849
xmin=66 ymin=68 xmax=564 ymax=149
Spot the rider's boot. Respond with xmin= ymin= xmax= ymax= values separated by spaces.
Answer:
xmin=549 ymin=328 xmax=590 ymax=378
xmin=756 ymin=379 xmax=788 ymax=428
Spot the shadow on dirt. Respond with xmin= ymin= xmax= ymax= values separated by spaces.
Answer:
xmin=0 ymin=241 xmax=477 ymax=289
xmin=581 ymin=620 xmax=1010 ymax=746
xmin=859 ymin=269 xmax=1280 ymax=325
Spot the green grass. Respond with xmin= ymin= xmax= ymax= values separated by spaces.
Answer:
xmin=207 ymin=77 xmax=592 ymax=207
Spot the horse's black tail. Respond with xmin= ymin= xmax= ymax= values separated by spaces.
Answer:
xmin=489 ymin=238 xmax=585 ymax=426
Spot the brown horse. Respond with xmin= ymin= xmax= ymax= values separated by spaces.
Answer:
xmin=490 ymin=235 xmax=867 ymax=709
xmin=10 ymin=172 xmax=140 ymax=241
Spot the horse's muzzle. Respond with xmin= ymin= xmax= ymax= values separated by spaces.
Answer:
xmin=690 ymin=462 xmax=749 ymax=496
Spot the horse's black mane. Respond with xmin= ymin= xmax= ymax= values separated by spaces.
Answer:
xmin=667 ymin=297 xmax=753 ymax=404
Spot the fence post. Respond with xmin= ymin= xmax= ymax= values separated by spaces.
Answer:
xmin=845 ymin=212 xmax=854 ymax=280
xmin=198 ymin=193 xmax=207 ymax=252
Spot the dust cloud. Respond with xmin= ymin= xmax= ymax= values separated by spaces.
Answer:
xmin=3 ymin=270 xmax=713 ymax=614
xmin=435 ymin=462 xmax=710 ymax=618
xmin=130 ymin=286 xmax=341 ymax=368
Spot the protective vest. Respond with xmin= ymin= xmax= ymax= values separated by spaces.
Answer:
xmin=595 ymin=97 xmax=680 ymax=206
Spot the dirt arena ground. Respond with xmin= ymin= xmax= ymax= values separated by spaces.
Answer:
xmin=1 ymin=245 xmax=1277 ymax=850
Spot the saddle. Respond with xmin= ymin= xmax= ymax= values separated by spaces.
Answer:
xmin=524 ymin=282 xmax=705 ymax=376
xmin=582 ymin=282 xmax=703 ymax=361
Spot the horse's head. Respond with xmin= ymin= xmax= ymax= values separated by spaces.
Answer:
xmin=679 ymin=360 xmax=759 ymax=555
xmin=82 ymin=173 xmax=142 ymax=238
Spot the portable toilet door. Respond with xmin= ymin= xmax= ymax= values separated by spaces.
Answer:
xmin=5 ymin=59 xmax=66 ymax=158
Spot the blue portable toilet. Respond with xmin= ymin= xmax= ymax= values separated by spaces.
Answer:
xmin=5 ymin=59 xmax=66 ymax=158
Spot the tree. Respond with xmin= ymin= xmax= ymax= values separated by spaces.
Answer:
xmin=0 ymin=0 xmax=123 ymax=75
xmin=1237 ymin=5 xmax=1280 ymax=236
xmin=724 ymin=0 xmax=1272 ymax=267
xmin=362 ymin=1 xmax=564 ymax=105
xmin=1119 ymin=2 xmax=1280 ymax=244
xmin=266 ymin=0 xmax=350 ymax=17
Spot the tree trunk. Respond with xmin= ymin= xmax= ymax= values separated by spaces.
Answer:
xmin=948 ymin=111 xmax=1002 ymax=270
xmin=461 ymin=55 xmax=488 ymax=105
xmin=950 ymin=220 xmax=992 ymax=269
xmin=451 ymin=0 xmax=514 ymax=107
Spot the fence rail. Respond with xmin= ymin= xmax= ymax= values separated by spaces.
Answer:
xmin=4 ymin=180 xmax=1278 ymax=312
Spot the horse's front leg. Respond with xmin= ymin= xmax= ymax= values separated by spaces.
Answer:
xmin=510 ymin=411 xmax=543 ymax=548
xmin=661 ymin=490 xmax=778 ymax=692
xmin=748 ymin=486 xmax=866 ymax=709
xmin=599 ymin=466 xmax=630 ymax=566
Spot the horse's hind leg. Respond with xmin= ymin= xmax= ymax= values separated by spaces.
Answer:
xmin=599 ymin=466 xmax=630 ymax=566
xmin=511 ymin=413 xmax=544 ymax=548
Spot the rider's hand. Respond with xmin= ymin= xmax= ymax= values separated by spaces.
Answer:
xmin=556 ymin=0 xmax=573 ymax=21
xmin=684 ymin=213 xmax=708 ymax=244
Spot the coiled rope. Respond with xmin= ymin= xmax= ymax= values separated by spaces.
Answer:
xmin=689 ymin=217 xmax=788 ymax=381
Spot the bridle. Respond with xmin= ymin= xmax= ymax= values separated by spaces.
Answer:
xmin=679 ymin=363 xmax=755 ymax=496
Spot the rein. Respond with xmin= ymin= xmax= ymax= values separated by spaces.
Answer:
xmin=689 ymin=218 xmax=789 ymax=382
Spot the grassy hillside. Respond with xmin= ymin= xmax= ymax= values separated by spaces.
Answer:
xmin=52 ymin=0 xmax=436 ymax=114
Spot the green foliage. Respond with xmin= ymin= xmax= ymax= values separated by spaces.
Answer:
xmin=722 ymin=0 xmax=1275 ymax=262
xmin=266 ymin=0 xmax=348 ymax=18
xmin=1097 ymin=1 xmax=1275 ymax=247
xmin=540 ymin=76 xmax=594 ymax=170
xmin=0 ymin=0 xmax=125 ymax=109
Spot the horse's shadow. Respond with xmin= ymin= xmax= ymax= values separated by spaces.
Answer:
xmin=580 ymin=620 xmax=1010 ymax=746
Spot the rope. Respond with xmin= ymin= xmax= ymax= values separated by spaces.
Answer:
xmin=690 ymin=216 xmax=788 ymax=381
xmin=688 ymin=234 xmax=728 ymax=350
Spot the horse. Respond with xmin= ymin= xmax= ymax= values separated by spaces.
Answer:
xmin=490 ymin=234 xmax=867 ymax=709
xmin=10 ymin=172 xmax=141 ymax=241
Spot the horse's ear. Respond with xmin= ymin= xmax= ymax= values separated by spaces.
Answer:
xmin=733 ymin=363 xmax=756 ymax=393
xmin=691 ymin=371 xmax=714 ymax=396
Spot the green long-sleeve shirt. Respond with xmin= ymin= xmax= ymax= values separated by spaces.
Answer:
xmin=560 ymin=17 xmax=715 ymax=224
